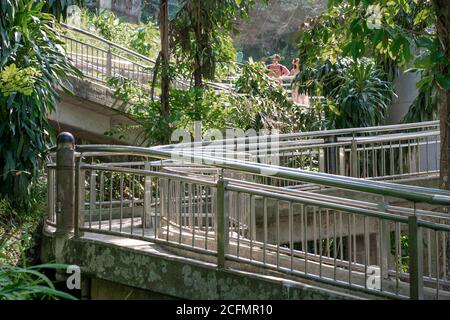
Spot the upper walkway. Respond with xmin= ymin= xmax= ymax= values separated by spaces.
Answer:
xmin=44 ymin=121 xmax=449 ymax=300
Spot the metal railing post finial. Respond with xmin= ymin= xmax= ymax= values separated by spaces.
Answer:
xmin=55 ymin=132 xmax=76 ymax=235
xmin=216 ymin=175 xmax=228 ymax=268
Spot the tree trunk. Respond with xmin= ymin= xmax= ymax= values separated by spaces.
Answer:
xmin=193 ymin=1 xmax=203 ymax=121
xmin=433 ymin=0 xmax=450 ymax=190
xmin=193 ymin=1 xmax=203 ymax=90
xmin=193 ymin=52 xmax=203 ymax=89
xmin=159 ymin=0 xmax=170 ymax=142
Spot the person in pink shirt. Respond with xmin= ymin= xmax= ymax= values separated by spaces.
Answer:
xmin=266 ymin=54 xmax=290 ymax=83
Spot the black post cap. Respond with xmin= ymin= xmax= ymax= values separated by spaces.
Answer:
xmin=57 ymin=132 xmax=75 ymax=144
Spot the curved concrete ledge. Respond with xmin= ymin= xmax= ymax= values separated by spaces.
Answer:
xmin=41 ymin=227 xmax=367 ymax=300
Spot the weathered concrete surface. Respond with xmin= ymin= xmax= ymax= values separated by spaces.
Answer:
xmin=90 ymin=278 xmax=177 ymax=300
xmin=50 ymin=77 xmax=144 ymax=145
xmin=41 ymin=228 xmax=364 ymax=300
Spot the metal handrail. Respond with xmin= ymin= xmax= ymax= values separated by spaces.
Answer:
xmin=153 ymin=120 xmax=439 ymax=150
xmin=76 ymin=144 xmax=450 ymax=206
xmin=62 ymin=23 xmax=157 ymax=65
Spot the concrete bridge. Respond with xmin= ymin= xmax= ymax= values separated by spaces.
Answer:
xmin=41 ymin=24 xmax=450 ymax=300
xmin=48 ymin=24 xmax=152 ymax=145
xmin=51 ymin=24 xmax=239 ymax=147
xmin=42 ymin=121 xmax=450 ymax=300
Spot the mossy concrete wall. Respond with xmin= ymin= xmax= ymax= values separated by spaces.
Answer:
xmin=41 ymin=231 xmax=362 ymax=300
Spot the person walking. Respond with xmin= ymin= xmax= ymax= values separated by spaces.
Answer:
xmin=266 ymin=54 xmax=290 ymax=84
xmin=290 ymin=58 xmax=309 ymax=106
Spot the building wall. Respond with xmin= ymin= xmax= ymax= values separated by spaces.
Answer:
xmin=97 ymin=0 xmax=142 ymax=23
xmin=387 ymin=69 xmax=420 ymax=125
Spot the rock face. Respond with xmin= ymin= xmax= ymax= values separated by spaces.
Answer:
xmin=96 ymin=0 xmax=142 ymax=23
xmin=234 ymin=0 xmax=328 ymax=63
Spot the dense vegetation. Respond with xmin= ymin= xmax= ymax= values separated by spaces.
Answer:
xmin=0 ymin=0 xmax=80 ymax=209
xmin=293 ymin=0 xmax=450 ymax=187
xmin=0 ymin=0 xmax=80 ymax=300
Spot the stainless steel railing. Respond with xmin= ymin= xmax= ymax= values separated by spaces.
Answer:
xmin=162 ymin=120 xmax=440 ymax=181
xmin=62 ymin=24 xmax=156 ymax=85
xmin=46 ymin=123 xmax=450 ymax=299
xmin=61 ymin=24 xmax=229 ymax=92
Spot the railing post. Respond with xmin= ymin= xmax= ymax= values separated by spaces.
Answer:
xmin=350 ymin=137 xmax=359 ymax=177
xmin=56 ymin=132 xmax=75 ymax=235
xmin=326 ymin=135 xmax=337 ymax=174
xmin=75 ymin=156 xmax=85 ymax=237
xmin=338 ymin=146 xmax=346 ymax=176
xmin=106 ymin=45 xmax=112 ymax=78
xmin=216 ymin=175 xmax=228 ymax=268
xmin=143 ymin=160 xmax=152 ymax=228
xmin=408 ymin=214 xmax=424 ymax=299
xmin=319 ymin=148 xmax=325 ymax=173
xmin=47 ymin=167 xmax=55 ymax=222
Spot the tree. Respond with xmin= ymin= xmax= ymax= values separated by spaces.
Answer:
xmin=297 ymin=0 xmax=450 ymax=189
xmin=159 ymin=0 xmax=170 ymax=135
xmin=432 ymin=0 xmax=450 ymax=189
xmin=170 ymin=0 xmax=261 ymax=89
xmin=0 ymin=0 xmax=80 ymax=209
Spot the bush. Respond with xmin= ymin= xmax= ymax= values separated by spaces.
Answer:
xmin=0 ymin=1 xmax=81 ymax=210
xmin=294 ymin=57 xmax=394 ymax=129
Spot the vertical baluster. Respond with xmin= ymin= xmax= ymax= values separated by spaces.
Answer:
xmin=399 ymin=140 xmax=404 ymax=175
xmin=250 ymin=194 xmax=255 ymax=261
xmin=364 ymin=216 xmax=369 ymax=288
xmin=395 ymin=222 xmax=400 ymax=295
xmin=348 ymin=213 xmax=352 ymax=285
xmin=179 ymin=181 xmax=183 ymax=245
xmin=408 ymin=140 xmax=412 ymax=174
xmin=236 ymin=192 xmax=240 ymax=258
xmin=318 ymin=207 xmax=322 ymax=278
xmin=205 ymin=185 xmax=209 ymax=250
xmin=435 ymin=231 xmax=440 ymax=300
xmin=276 ymin=200 xmax=280 ymax=270
xmin=333 ymin=210 xmax=337 ymax=281
xmin=289 ymin=202 xmax=293 ymax=271
xmin=119 ymin=174 xmax=123 ymax=232
xmin=263 ymin=197 xmax=268 ymax=265
xmin=303 ymin=205 xmax=308 ymax=275
xmin=131 ymin=174 xmax=135 ymax=235
xmin=164 ymin=179 xmax=172 ymax=241
xmin=326 ymin=209 xmax=330 ymax=257
xmin=339 ymin=211 xmax=343 ymax=261
xmin=427 ymin=229 xmax=432 ymax=277
xmin=109 ymin=172 xmax=113 ymax=231
xmin=99 ymin=172 xmax=104 ymax=230
xmin=390 ymin=141 xmax=394 ymax=176
xmin=313 ymin=207 xmax=317 ymax=255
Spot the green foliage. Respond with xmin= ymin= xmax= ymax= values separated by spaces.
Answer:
xmin=0 ymin=64 xmax=41 ymax=97
xmin=0 ymin=264 xmax=77 ymax=300
xmin=297 ymin=0 xmax=449 ymax=124
xmin=0 ymin=0 xmax=81 ymax=209
xmin=295 ymin=57 xmax=393 ymax=129
xmin=170 ymin=0 xmax=261 ymax=85
xmin=233 ymin=60 xmax=320 ymax=133
xmin=108 ymin=59 xmax=321 ymax=145
xmin=88 ymin=9 xmax=160 ymax=59
xmin=107 ymin=76 xmax=232 ymax=145
xmin=0 ymin=181 xmax=75 ymax=300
